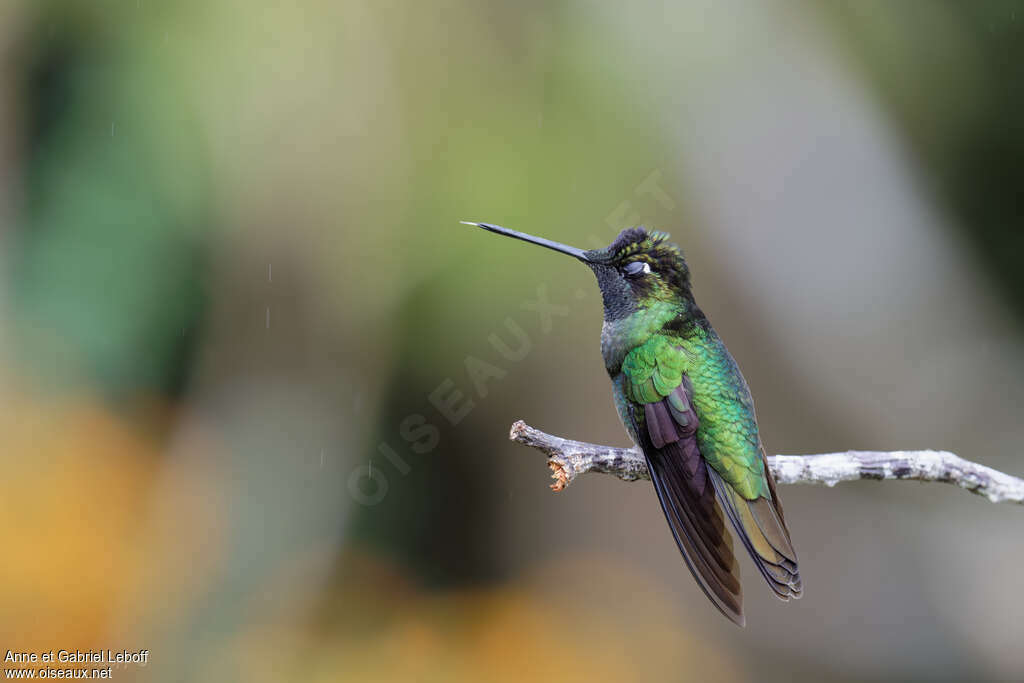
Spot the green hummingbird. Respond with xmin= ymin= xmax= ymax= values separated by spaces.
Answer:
xmin=464 ymin=221 xmax=801 ymax=626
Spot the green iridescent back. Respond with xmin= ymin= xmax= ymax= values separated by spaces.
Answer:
xmin=615 ymin=329 xmax=769 ymax=501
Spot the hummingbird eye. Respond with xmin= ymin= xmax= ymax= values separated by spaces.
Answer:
xmin=623 ymin=261 xmax=652 ymax=277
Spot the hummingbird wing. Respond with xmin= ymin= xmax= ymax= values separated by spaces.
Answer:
xmin=621 ymin=338 xmax=801 ymax=624
xmin=621 ymin=343 xmax=744 ymax=625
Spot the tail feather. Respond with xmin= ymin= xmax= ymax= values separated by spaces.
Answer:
xmin=708 ymin=466 xmax=802 ymax=601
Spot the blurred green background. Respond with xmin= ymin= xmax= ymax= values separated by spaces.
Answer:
xmin=2 ymin=1 xmax=1024 ymax=681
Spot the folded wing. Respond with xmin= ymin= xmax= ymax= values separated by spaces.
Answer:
xmin=622 ymin=339 xmax=801 ymax=626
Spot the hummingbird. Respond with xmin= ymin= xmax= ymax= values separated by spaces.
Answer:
xmin=463 ymin=221 xmax=801 ymax=626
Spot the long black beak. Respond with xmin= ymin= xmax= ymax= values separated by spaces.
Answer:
xmin=461 ymin=221 xmax=590 ymax=262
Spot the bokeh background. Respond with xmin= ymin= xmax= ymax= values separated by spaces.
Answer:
xmin=2 ymin=1 xmax=1023 ymax=681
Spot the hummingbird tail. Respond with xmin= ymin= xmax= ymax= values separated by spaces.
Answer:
xmin=709 ymin=467 xmax=803 ymax=600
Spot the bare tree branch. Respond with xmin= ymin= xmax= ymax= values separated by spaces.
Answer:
xmin=509 ymin=420 xmax=1024 ymax=505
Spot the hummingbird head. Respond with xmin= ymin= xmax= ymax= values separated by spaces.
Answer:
xmin=583 ymin=226 xmax=692 ymax=321
xmin=463 ymin=222 xmax=693 ymax=323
